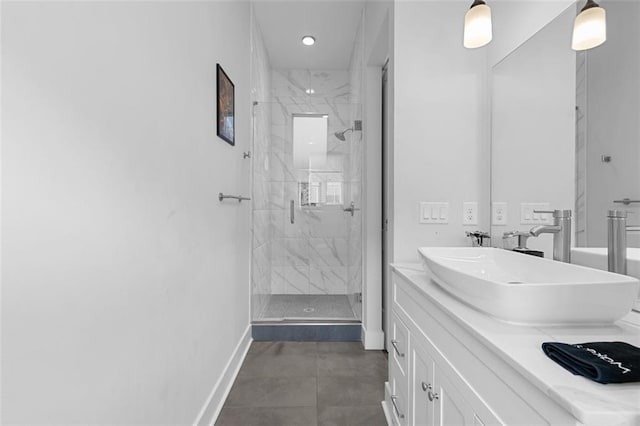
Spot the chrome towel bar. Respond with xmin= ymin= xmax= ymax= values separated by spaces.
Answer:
xmin=614 ymin=198 xmax=640 ymax=205
xmin=218 ymin=193 xmax=251 ymax=203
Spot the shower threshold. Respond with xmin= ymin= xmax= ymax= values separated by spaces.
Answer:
xmin=252 ymin=322 xmax=361 ymax=342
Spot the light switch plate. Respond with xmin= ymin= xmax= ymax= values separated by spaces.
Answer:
xmin=420 ymin=202 xmax=449 ymax=224
xmin=492 ymin=202 xmax=508 ymax=226
xmin=520 ymin=203 xmax=552 ymax=225
xmin=462 ymin=202 xmax=478 ymax=225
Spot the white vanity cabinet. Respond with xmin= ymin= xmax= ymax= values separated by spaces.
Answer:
xmin=384 ymin=266 xmax=580 ymax=426
xmin=388 ymin=310 xmax=495 ymax=426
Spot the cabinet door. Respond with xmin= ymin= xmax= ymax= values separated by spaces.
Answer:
xmin=391 ymin=312 xmax=409 ymax=376
xmin=433 ymin=367 xmax=478 ymax=426
xmin=411 ymin=338 xmax=436 ymax=426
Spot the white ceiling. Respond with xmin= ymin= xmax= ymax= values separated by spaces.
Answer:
xmin=253 ymin=1 xmax=365 ymax=69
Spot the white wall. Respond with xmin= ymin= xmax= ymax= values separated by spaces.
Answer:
xmin=1 ymin=2 xmax=251 ymax=423
xmin=491 ymin=6 xmax=576 ymax=257
xmin=392 ymin=1 xmax=488 ymax=262
xmin=362 ymin=0 xmax=393 ymax=349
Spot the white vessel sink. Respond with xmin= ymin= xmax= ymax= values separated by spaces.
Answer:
xmin=419 ymin=247 xmax=640 ymax=325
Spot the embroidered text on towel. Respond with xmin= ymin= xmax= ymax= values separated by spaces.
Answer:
xmin=575 ymin=344 xmax=632 ymax=374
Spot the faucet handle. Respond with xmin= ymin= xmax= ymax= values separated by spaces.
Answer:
xmin=502 ymin=230 xmax=529 ymax=238
xmin=503 ymin=230 xmax=531 ymax=248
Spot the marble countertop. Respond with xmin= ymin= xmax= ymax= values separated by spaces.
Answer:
xmin=392 ymin=263 xmax=640 ymax=426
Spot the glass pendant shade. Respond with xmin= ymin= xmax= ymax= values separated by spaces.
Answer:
xmin=572 ymin=2 xmax=606 ymax=51
xmin=464 ymin=2 xmax=492 ymax=49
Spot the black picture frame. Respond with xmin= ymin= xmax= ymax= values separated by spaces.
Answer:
xmin=216 ymin=64 xmax=235 ymax=146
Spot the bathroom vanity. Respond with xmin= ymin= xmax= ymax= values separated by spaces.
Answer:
xmin=383 ymin=263 xmax=640 ymax=426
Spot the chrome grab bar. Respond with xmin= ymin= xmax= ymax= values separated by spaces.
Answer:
xmin=390 ymin=339 xmax=404 ymax=358
xmin=390 ymin=396 xmax=405 ymax=419
xmin=614 ymin=198 xmax=640 ymax=205
xmin=218 ymin=193 xmax=251 ymax=202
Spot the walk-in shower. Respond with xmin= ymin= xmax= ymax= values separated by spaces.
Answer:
xmin=249 ymin=2 xmax=365 ymax=339
xmin=250 ymin=98 xmax=363 ymax=323
xmin=249 ymin=75 xmax=364 ymax=327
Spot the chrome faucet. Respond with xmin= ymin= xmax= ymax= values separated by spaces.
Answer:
xmin=528 ymin=209 xmax=572 ymax=263
xmin=466 ymin=230 xmax=490 ymax=247
xmin=608 ymin=210 xmax=628 ymax=274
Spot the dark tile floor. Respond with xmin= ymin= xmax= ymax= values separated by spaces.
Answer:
xmin=216 ymin=341 xmax=388 ymax=426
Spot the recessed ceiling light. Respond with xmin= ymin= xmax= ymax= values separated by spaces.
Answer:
xmin=302 ymin=36 xmax=315 ymax=46
xmin=305 ymin=88 xmax=315 ymax=94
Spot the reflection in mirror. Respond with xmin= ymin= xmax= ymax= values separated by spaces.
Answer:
xmin=575 ymin=1 xmax=640 ymax=248
xmin=490 ymin=1 xmax=640 ymax=307
xmin=491 ymin=4 xmax=576 ymax=259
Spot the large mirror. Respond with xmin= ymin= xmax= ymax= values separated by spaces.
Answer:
xmin=490 ymin=1 xmax=640 ymax=303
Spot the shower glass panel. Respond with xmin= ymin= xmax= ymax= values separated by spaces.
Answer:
xmin=250 ymin=96 xmax=362 ymax=323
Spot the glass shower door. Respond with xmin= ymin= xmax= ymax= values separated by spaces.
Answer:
xmin=251 ymin=99 xmax=362 ymax=322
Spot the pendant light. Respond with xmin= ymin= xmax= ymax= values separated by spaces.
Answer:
xmin=572 ymin=0 xmax=606 ymax=51
xmin=464 ymin=0 xmax=493 ymax=49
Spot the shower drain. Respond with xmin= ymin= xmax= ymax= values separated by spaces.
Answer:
xmin=303 ymin=307 xmax=315 ymax=313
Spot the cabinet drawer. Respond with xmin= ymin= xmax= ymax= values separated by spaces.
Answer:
xmin=390 ymin=312 xmax=409 ymax=377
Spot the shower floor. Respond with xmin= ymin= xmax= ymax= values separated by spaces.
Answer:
xmin=259 ymin=295 xmax=358 ymax=321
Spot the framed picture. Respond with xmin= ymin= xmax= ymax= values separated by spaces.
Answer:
xmin=216 ymin=64 xmax=235 ymax=146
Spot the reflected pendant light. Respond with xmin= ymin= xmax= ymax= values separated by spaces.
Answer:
xmin=572 ymin=0 xmax=606 ymax=51
xmin=464 ymin=0 xmax=493 ymax=49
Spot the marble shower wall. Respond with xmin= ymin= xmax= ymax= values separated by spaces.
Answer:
xmin=250 ymin=14 xmax=272 ymax=320
xmin=267 ymin=67 xmax=366 ymax=302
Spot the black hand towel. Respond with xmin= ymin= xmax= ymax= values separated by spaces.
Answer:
xmin=542 ymin=341 xmax=640 ymax=384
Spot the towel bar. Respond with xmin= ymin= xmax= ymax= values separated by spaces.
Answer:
xmin=218 ymin=193 xmax=251 ymax=203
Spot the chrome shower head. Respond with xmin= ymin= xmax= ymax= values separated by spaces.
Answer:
xmin=334 ymin=121 xmax=362 ymax=141
xmin=335 ymin=128 xmax=352 ymax=141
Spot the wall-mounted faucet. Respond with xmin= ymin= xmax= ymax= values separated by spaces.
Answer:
xmin=528 ymin=209 xmax=572 ymax=263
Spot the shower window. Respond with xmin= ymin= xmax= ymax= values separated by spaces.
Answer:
xmin=293 ymin=114 xmax=328 ymax=170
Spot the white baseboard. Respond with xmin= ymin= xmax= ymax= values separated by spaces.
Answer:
xmin=362 ymin=324 xmax=385 ymax=350
xmin=193 ymin=325 xmax=252 ymax=426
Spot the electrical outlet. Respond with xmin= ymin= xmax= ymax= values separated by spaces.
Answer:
xmin=420 ymin=202 xmax=449 ymax=224
xmin=492 ymin=202 xmax=508 ymax=226
xmin=520 ymin=203 xmax=552 ymax=225
xmin=462 ymin=202 xmax=478 ymax=225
